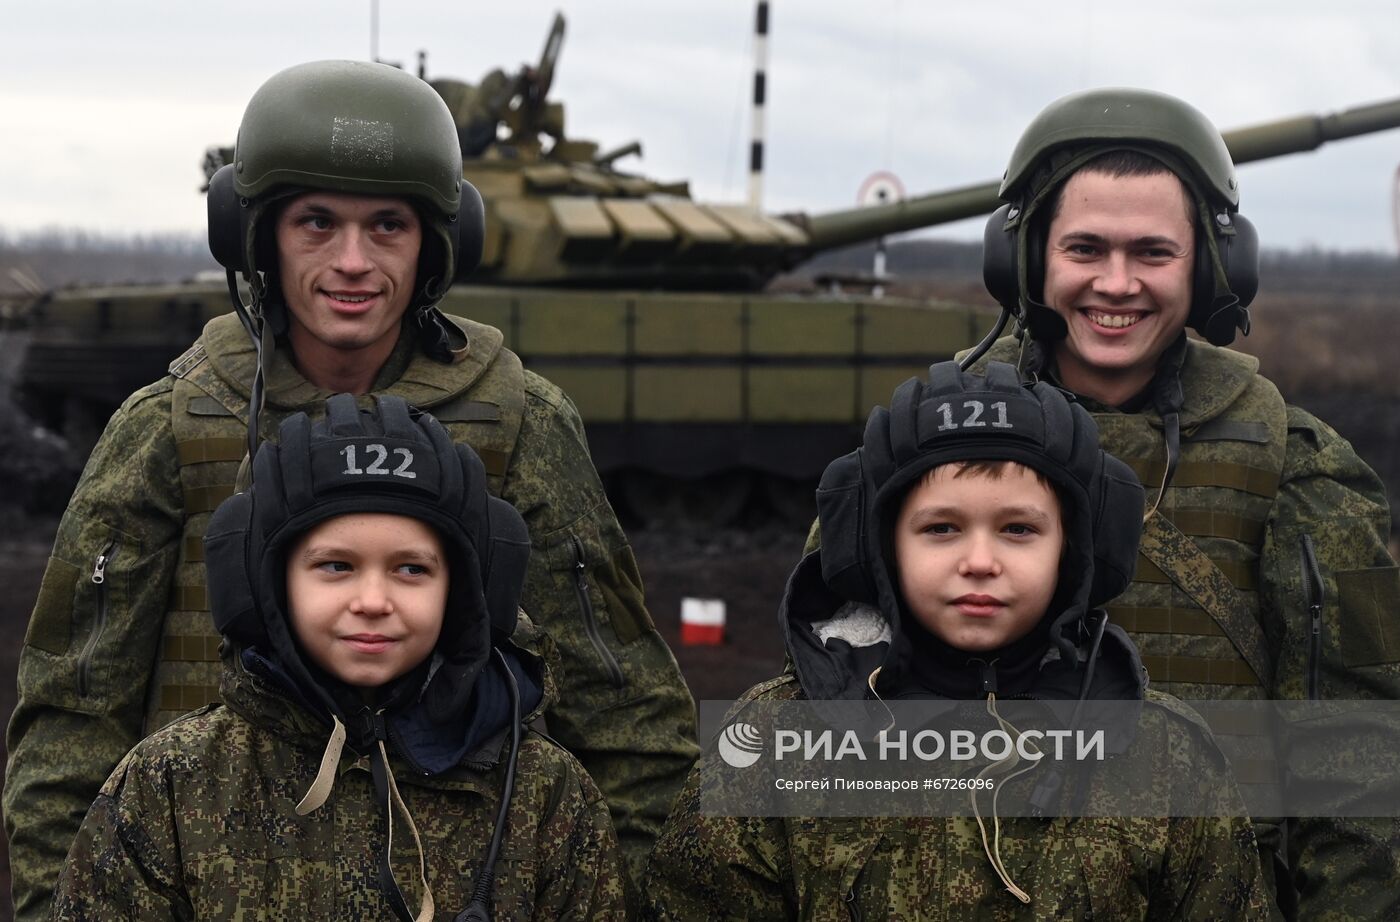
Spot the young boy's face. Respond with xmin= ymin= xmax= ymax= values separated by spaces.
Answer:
xmin=286 ymin=512 xmax=448 ymax=688
xmin=893 ymin=462 xmax=1063 ymax=652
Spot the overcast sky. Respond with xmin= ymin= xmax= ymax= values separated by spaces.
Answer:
xmin=4 ymin=0 xmax=1400 ymax=251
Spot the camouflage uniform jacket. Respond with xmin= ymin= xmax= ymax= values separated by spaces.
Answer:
xmin=51 ymin=644 xmax=627 ymax=920
xmin=643 ymin=553 xmax=1270 ymax=921
xmin=969 ymin=335 xmax=1400 ymax=921
xmin=6 ymin=313 xmax=698 ymax=919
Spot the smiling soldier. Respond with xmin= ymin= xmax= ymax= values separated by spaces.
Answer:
xmin=4 ymin=60 xmax=697 ymax=920
xmin=972 ymin=87 xmax=1400 ymax=919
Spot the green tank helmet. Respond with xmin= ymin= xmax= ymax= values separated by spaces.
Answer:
xmin=982 ymin=87 xmax=1258 ymax=347
xmin=209 ymin=59 xmax=483 ymax=307
xmin=999 ymin=87 xmax=1239 ymax=207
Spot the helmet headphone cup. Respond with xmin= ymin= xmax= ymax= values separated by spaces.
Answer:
xmin=206 ymin=163 xmax=246 ymax=272
xmin=980 ymin=178 xmax=1259 ymax=347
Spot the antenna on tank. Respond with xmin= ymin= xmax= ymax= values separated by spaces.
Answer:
xmin=1393 ymin=163 xmax=1400 ymax=257
xmin=748 ymin=1 xmax=770 ymax=209
xmin=370 ymin=0 xmax=380 ymax=62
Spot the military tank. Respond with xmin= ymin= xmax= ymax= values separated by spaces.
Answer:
xmin=9 ymin=12 xmax=1400 ymax=525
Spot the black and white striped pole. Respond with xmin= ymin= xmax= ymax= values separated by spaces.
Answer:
xmin=748 ymin=1 xmax=770 ymax=210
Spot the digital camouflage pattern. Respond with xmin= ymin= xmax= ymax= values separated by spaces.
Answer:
xmin=971 ymin=335 xmax=1400 ymax=921
xmin=643 ymin=678 xmax=1270 ymax=921
xmin=6 ymin=312 xmax=699 ymax=919
xmin=51 ymin=645 xmax=626 ymax=920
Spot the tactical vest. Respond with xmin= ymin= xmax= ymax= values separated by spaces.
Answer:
xmin=1091 ymin=349 xmax=1287 ymax=706
xmin=149 ymin=313 xmax=525 ymax=732
xmin=970 ymin=339 xmax=1290 ymax=696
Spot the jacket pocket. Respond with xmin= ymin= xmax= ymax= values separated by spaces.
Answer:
xmin=569 ymin=534 xmax=625 ymax=690
xmin=1335 ymin=565 xmax=1400 ymax=668
xmin=77 ymin=539 xmax=118 ymax=699
xmin=24 ymin=511 xmax=135 ymax=705
xmin=539 ymin=527 xmax=628 ymax=694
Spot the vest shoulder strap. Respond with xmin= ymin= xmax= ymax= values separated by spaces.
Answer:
xmin=1138 ymin=511 xmax=1276 ymax=693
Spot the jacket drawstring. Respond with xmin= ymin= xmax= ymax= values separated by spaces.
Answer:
xmin=865 ymin=667 xmax=896 ymax=735
xmin=1143 ymin=411 xmax=1181 ymax=522
xmin=970 ymin=682 xmax=1040 ymax=905
xmin=294 ymin=715 xmax=347 ymax=816
xmin=375 ymin=738 xmax=435 ymax=922
xmin=295 ymin=712 xmax=434 ymax=922
xmin=1145 ymin=338 xmax=1187 ymax=521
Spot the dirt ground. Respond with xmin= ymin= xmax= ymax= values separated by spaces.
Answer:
xmin=0 ymin=516 xmax=803 ymax=920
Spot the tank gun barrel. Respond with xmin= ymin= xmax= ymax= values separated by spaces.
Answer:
xmin=1223 ymin=98 xmax=1400 ymax=164
xmin=797 ymin=181 xmax=1002 ymax=252
xmin=797 ymin=96 xmax=1400 ymax=253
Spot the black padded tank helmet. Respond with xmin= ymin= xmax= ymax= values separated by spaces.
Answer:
xmin=816 ymin=360 xmax=1144 ymax=648
xmin=203 ymin=393 xmax=529 ymax=717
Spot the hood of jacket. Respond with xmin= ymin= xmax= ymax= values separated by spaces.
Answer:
xmin=220 ymin=618 xmax=550 ymax=777
xmin=780 ymin=549 xmax=1145 ymax=724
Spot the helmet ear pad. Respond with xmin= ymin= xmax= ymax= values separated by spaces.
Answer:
xmin=982 ymin=203 xmax=1020 ymax=313
xmin=207 ymin=164 xmax=249 ymax=272
xmin=1192 ymin=211 xmax=1259 ymax=347
xmin=981 ymin=202 xmax=1065 ymax=340
xmin=815 ymin=448 xmax=877 ymax=605
xmin=205 ymin=490 xmax=264 ymax=647
xmin=454 ymin=180 xmax=485 ymax=279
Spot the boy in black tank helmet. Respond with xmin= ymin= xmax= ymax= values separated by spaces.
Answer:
xmin=644 ymin=362 xmax=1267 ymax=920
xmin=52 ymin=394 xmax=625 ymax=921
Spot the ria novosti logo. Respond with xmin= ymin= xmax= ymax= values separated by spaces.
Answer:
xmin=718 ymin=721 xmax=764 ymax=768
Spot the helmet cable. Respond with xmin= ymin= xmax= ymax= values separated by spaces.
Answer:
xmin=455 ymin=647 xmax=524 ymax=922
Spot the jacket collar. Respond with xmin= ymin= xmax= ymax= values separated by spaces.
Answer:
xmin=219 ymin=618 xmax=552 ymax=779
xmin=973 ymin=333 xmax=1259 ymax=430
xmin=197 ymin=311 xmax=501 ymax=412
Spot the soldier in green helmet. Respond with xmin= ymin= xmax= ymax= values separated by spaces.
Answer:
xmin=967 ymin=86 xmax=1400 ymax=919
xmin=5 ymin=59 xmax=697 ymax=919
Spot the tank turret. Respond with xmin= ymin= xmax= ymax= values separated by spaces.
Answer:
xmin=422 ymin=14 xmax=1400 ymax=291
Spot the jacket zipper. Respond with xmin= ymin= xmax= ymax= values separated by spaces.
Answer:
xmin=571 ymin=535 xmax=624 ymax=690
xmin=77 ymin=541 xmax=116 ymax=699
xmin=1299 ymin=534 xmax=1324 ymax=701
xmin=844 ymin=868 xmax=865 ymax=922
